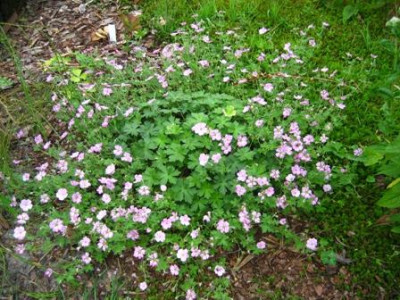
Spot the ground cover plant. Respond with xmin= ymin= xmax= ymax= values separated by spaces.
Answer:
xmin=1 ymin=0 xmax=400 ymax=298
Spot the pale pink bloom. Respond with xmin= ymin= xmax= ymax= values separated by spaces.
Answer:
xmin=40 ymin=194 xmax=50 ymax=204
xmin=199 ymin=60 xmax=209 ymax=67
xmin=20 ymin=199 xmax=32 ymax=212
xmin=291 ymin=188 xmax=300 ymax=197
xmin=15 ymin=244 xmax=25 ymax=254
xmin=180 ymin=215 xmax=191 ymax=226
xmin=263 ymin=83 xmax=274 ymax=92
xmin=309 ymin=39 xmax=316 ymax=47
xmin=323 ymin=184 xmax=332 ymax=193
xmin=214 ymin=265 xmax=226 ymax=277
xmin=199 ymin=153 xmax=209 ymax=166
xmin=56 ymin=188 xmax=68 ymax=201
xmin=186 ymin=289 xmax=197 ymax=300
xmin=211 ymin=153 xmax=222 ymax=164
xmin=138 ymin=186 xmax=150 ymax=196
xmin=102 ymin=87 xmax=112 ymax=96
xmin=134 ymin=174 xmax=143 ymax=183
xmin=235 ymin=185 xmax=246 ymax=197
xmin=13 ymin=226 xmax=26 ymax=240
xmin=134 ymin=246 xmax=146 ymax=259
xmin=121 ymin=152 xmax=133 ymax=162
xmin=154 ymin=231 xmax=166 ymax=242
xmin=306 ymin=238 xmax=318 ymax=251
xmin=279 ymin=218 xmax=287 ymax=225
xmin=72 ymin=192 xmax=82 ymax=204
xmin=34 ymin=134 xmax=43 ymax=144
xmin=216 ymin=219 xmax=230 ymax=233
xmin=139 ymin=282 xmax=148 ymax=291
xmin=257 ymin=241 xmax=266 ymax=249
xmin=22 ymin=173 xmax=30 ymax=182
xmin=17 ymin=213 xmax=29 ymax=224
xmin=202 ymin=35 xmax=211 ymax=43
xmin=255 ymin=119 xmax=264 ymax=127
xmin=183 ymin=69 xmax=193 ymax=76
xmin=127 ymin=230 xmax=139 ymax=240
xmin=177 ymin=248 xmax=189 ymax=262
xmin=102 ymin=193 xmax=111 ymax=204
xmin=237 ymin=169 xmax=247 ymax=182
xmin=259 ymin=27 xmax=269 ymax=35
xmin=105 ymin=164 xmax=115 ymax=175
xmin=44 ymin=268 xmax=53 ymax=278
xmin=80 ymin=236 xmax=91 ymax=247
xmin=237 ymin=135 xmax=248 ymax=147
xmin=79 ymin=180 xmax=91 ymax=189
xmin=192 ymin=123 xmax=208 ymax=136
xmin=170 ymin=264 xmax=180 ymax=276
xmin=113 ymin=145 xmax=123 ymax=156
xmin=160 ymin=185 xmax=167 ymax=192
xmin=354 ymin=148 xmax=363 ymax=156
xmin=82 ymin=252 xmax=91 ymax=264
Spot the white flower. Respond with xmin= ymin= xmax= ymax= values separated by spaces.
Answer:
xmin=214 ymin=265 xmax=226 ymax=277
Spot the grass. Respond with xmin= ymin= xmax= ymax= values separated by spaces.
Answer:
xmin=1 ymin=0 xmax=399 ymax=298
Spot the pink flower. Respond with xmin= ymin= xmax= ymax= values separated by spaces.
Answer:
xmin=237 ymin=135 xmax=248 ymax=147
xmin=255 ymin=120 xmax=264 ymax=127
xmin=102 ymin=87 xmax=113 ymax=96
xmin=34 ymin=134 xmax=43 ymax=144
xmin=139 ymin=282 xmax=148 ymax=291
xmin=259 ymin=27 xmax=269 ymax=35
xmin=127 ymin=230 xmax=140 ymax=240
xmin=72 ymin=192 xmax=82 ymax=204
xmin=13 ymin=226 xmax=26 ymax=240
xmin=82 ymin=252 xmax=92 ymax=264
xmin=138 ymin=186 xmax=150 ymax=196
xmin=235 ymin=185 xmax=246 ymax=197
xmin=105 ymin=164 xmax=115 ymax=175
xmin=199 ymin=153 xmax=209 ymax=166
xmin=180 ymin=215 xmax=191 ymax=226
xmin=22 ymin=173 xmax=30 ymax=182
xmin=134 ymin=246 xmax=146 ymax=259
xmin=20 ymin=199 xmax=32 ymax=212
xmin=306 ymin=238 xmax=318 ymax=251
xmin=44 ymin=268 xmax=53 ymax=278
xmin=354 ymin=148 xmax=363 ymax=156
xmin=154 ymin=231 xmax=166 ymax=242
xmin=211 ymin=153 xmax=222 ymax=164
xmin=192 ymin=123 xmax=208 ymax=136
xmin=56 ymin=188 xmax=68 ymax=201
xmin=183 ymin=69 xmax=193 ymax=76
xmin=177 ymin=248 xmax=189 ymax=262
xmin=309 ymin=39 xmax=316 ymax=47
xmin=102 ymin=193 xmax=111 ymax=204
xmin=216 ymin=219 xmax=230 ymax=233
xmin=256 ymin=241 xmax=266 ymax=249
xmin=80 ymin=236 xmax=91 ymax=247
xmin=186 ymin=289 xmax=197 ymax=300
xmin=199 ymin=60 xmax=209 ymax=67
xmin=263 ymin=83 xmax=274 ymax=92
xmin=170 ymin=264 xmax=180 ymax=276
xmin=214 ymin=265 xmax=226 ymax=277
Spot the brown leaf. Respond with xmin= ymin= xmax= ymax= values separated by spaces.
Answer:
xmin=91 ymin=26 xmax=109 ymax=42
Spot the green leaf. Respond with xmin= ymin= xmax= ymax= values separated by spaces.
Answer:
xmin=222 ymin=105 xmax=237 ymax=117
xmin=361 ymin=147 xmax=385 ymax=166
xmin=343 ymin=5 xmax=358 ymax=23
xmin=377 ymin=183 xmax=400 ymax=208
xmin=390 ymin=213 xmax=400 ymax=223
xmin=391 ymin=226 xmax=400 ymax=233
xmin=123 ymin=122 xmax=140 ymax=136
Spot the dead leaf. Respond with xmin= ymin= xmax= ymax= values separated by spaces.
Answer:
xmin=91 ymin=26 xmax=109 ymax=42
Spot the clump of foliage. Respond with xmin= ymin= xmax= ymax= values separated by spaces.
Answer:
xmin=1 ymin=10 xmax=383 ymax=299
